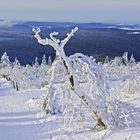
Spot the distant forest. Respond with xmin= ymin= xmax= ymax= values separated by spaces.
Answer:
xmin=0 ymin=22 xmax=140 ymax=65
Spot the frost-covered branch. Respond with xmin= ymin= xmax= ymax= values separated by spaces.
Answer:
xmin=33 ymin=27 xmax=78 ymax=49
xmin=32 ymin=27 xmax=58 ymax=47
xmin=49 ymin=32 xmax=60 ymax=43
xmin=60 ymin=27 xmax=78 ymax=48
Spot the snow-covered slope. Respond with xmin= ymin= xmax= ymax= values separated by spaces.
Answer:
xmin=0 ymin=78 xmax=140 ymax=140
xmin=0 ymin=79 xmax=47 ymax=140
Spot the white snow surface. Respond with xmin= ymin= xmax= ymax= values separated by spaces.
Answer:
xmin=0 ymin=78 xmax=140 ymax=140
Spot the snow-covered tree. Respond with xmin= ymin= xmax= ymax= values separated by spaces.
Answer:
xmin=0 ymin=52 xmax=10 ymax=67
xmin=41 ymin=55 xmax=47 ymax=66
xmin=129 ymin=54 xmax=136 ymax=65
xmin=0 ymin=52 xmax=12 ymax=81
xmin=48 ymin=56 xmax=52 ymax=66
xmin=33 ymin=27 xmax=107 ymax=129
xmin=104 ymin=56 xmax=109 ymax=64
xmin=34 ymin=57 xmax=39 ymax=68
xmin=122 ymin=52 xmax=129 ymax=65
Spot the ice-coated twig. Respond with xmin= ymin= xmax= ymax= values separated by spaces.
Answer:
xmin=33 ymin=27 xmax=57 ymax=46
xmin=60 ymin=27 xmax=78 ymax=48
xmin=49 ymin=32 xmax=60 ymax=43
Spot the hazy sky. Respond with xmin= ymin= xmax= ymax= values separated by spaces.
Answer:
xmin=0 ymin=0 xmax=140 ymax=23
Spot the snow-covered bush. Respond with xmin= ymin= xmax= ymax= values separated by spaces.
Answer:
xmin=0 ymin=52 xmax=52 ymax=90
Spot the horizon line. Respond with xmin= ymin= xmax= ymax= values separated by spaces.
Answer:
xmin=0 ymin=19 xmax=140 ymax=25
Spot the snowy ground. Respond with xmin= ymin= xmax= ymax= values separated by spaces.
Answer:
xmin=0 ymin=78 xmax=140 ymax=140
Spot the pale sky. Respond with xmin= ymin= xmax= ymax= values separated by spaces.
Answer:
xmin=0 ymin=0 xmax=140 ymax=23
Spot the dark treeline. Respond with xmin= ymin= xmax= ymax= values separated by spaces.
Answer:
xmin=0 ymin=22 xmax=140 ymax=65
